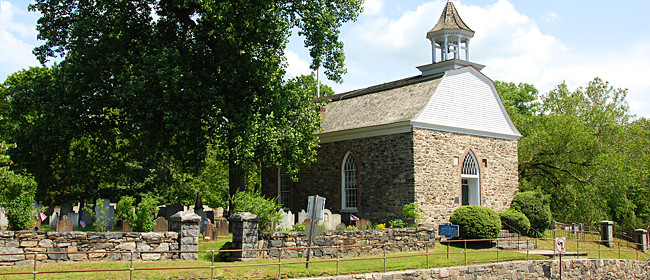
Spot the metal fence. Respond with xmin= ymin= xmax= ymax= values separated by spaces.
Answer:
xmin=0 ymin=236 xmax=647 ymax=280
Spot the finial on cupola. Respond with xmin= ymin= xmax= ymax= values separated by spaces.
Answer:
xmin=427 ymin=1 xmax=474 ymax=63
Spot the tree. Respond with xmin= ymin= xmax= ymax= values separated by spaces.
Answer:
xmin=0 ymin=141 xmax=38 ymax=230
xmin=24 ymin=0 xmax=362 ymax=204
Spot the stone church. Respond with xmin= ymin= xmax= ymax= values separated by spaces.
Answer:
xmin=262 ymin=1 xmax=521 ymax=226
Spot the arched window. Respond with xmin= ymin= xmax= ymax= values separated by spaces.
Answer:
xmin=341 ymin=152 xmax=358 ymax=210
xmin=461 ymin=150 xmax=480 ymax=206
xmin=277 ymin=168 xmax=291 ymax=208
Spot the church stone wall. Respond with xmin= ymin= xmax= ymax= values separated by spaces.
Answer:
xmin=262 ymin=132 xmax=416 ymax=223
xmin=412 ymin=128 xmax=519 ymax=225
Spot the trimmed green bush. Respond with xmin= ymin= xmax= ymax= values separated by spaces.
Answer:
xmin=449 ymin=205 xmax=501 ymax=239
xmin=499 ymin=209 xmax=531 ymax=235
xmin=133 ymin=195 xmax=158 ymax=232
xmin=510 ymin=191 xmax=552 ymax=236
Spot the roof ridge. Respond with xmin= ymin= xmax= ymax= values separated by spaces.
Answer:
xmin=318 ymin=73 xmax=445 ymax=103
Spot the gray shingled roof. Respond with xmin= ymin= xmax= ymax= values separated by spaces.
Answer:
xmin=428 ymin=1 xmax=474 ymax=34
xmin=318 ymin=74 xmax=444 ymax=134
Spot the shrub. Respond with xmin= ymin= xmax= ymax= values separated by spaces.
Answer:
xmin=231 ymin=189 xmax=281 ymax=228
xmin=449 ymin=205 xmax=501 ymax=239
xmin=133 ymin=195 xmax=158 ymax=232
xmin=346 ymin=225 xmax=357 ymax=230
xmin=291 ymin=222 xmax=305 ymax=232
xmin=0 ymin=142 xmax=38 ymax=230
xmin=116 ymin=196 xmax=136 ymax=224
xmin=375 ymin=223 xmax=386 ymax=229
xmin=499 ymin=209 xmax=531 ymax=235
xmin=510 ymin=191 xmax=552 ymax=236
xmin=402 ymin=202 xmax=424 ymax=222
xmin=388 ymin=219 xmax=405 ymax=228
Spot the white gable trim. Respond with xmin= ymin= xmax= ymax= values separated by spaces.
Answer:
xmin=318 ymin=121 xmax=412 ymax=143
xmin=412 ymin=67 xmax=522 ymax=139
xmin=411 ymin=121 xmax=520 ymax=140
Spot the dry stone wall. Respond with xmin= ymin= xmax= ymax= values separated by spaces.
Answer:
xmin=258 ymin=227 xmax=436 ymax=259
xmin=412 ymin=128 xmax=519 ymax=225
xmin=298 ymin=259 xmax=650 ymax=280
xmin=0 ymin=211 xmax=200 ymax=266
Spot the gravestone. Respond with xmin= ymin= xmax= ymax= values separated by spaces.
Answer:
xmin=164 ymin=205 xmax=184 ymax=220
xmin=356 ymin=219 xmax=371 ymax=229
xmin=0 ymin=208 xmax=8 ymax=229
xmin=318 ymin=209 xmax=340 ymax=230
xmin=206 ymin=211 xmax=215 ymax=227
xmin=153 ymin=217 xmax=169 ymax=232
xmin=95 ymin=198 xmax=115 ymax=229
xmin=204 ymin=224 xmax=218 ymax=241
xmin=56 ymin=216 xmax=73 ymax=232
xmin=298 ymin=209 xmax=307 ymax=224
xmin=60 ymin=203 xmax=73 ymax=217
xmin=277 ymin=209 xmax=294 ymax=231
xmin=49 ymin=212 xmax=59 ymax=229
xmin=216 ymin=218 xmax=229 ymax=236
xmin=157 ymin=205 xmax=168 ymax=219
xmin=80 ymin=210 xmax=94 ymax=228
xmin=67 ymin=212 xmax=79 ymax=229
xmin=122 ymin=220 xmax=132 ymax=232
xmin=215 ymin=207 xmax=224 ymax=218
xmin=33 ymin=218 xmax=41 ymax=231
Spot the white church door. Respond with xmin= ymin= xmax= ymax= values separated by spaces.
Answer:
xmin=461 ymin=151 xmax=480 ymax=206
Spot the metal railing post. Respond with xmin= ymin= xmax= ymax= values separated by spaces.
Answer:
xmin=464 ymin=240 xmax=467 ymax=266
xmin=130 ymin=250 xmax=134 ymax=280
xmin=336 ymin=245 xmax=340 ymax=276
xmin=618 ymin=241 xmax=621 ymax=259
xmin=425 ymin=241 xmax=429 ymax=269
xmin=211 ymin=250 xmax=215 ymax=280
xmin=33 ymin=252 xmax=37 ymax=280
xmin=278 ymin=248 xmax=282 ymax=280
xmin=496 ymin=238 xmax=499 ymax=262
xmin=446 ymin=240 xmax=450 ymax=259
xmin=576 ymin=239 xmax=579 ymax=256
xmin=598 ymin=241 xmax=601 ymax=259
xmin=383 ymin=244 xmax=386 ymax=273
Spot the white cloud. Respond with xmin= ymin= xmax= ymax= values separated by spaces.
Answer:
xmin=540 ymin=12 xmax=560 ymax=23
xmin=362 ymin=0 xmax=384 ymax=16
xmin=284 ymin=50 xmax=311 ymax=78
xmin=0 ymin=0 xmax=41 ymax=80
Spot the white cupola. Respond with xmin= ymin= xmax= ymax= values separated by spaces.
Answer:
xmin=417 ymin=1 xmax=485 ymax=76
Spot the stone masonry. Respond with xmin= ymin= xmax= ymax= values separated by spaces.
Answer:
xmin=262 ymin=128 xmax=518 ymax=227
xmin=170 ymin=211 xmax=200 ymax=260
xmin=231 ymin=212 xmax=260 ymax=261
xmin=298 ymin=259 xmax=650 ymax=280
xmin=262 ymin=132 xmax=415 ymax=223
xmin=413 ymin=128 xmax=519 ymax=225
xmin=258 ymin=227 xmax=436 ymax=259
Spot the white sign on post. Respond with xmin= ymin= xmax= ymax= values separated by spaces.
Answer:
xmin=555 ymin=237 xmax=566 ymax=254
xmin=306 ymin=195 xmax=326 ymax=222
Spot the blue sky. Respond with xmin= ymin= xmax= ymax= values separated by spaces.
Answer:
xmin=2 ymin=0 xmax=650 ymax=118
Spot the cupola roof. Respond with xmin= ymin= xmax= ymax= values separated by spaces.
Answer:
xmin=427 ymin=1 xmax=474 ymax=38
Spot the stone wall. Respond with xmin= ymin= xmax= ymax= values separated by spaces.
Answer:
xmin=262 ymin=132 xmax=415 ymax=223
xmin=0 ymin=211 xmax=200 ymax=266
xmin=298 ymin=259 xmax=650 ymax=280
xmin=258 ymin=227 xmax=436 ymax=259
xmin=0 ymin=231 xmax=179 ymax=265
xmin=412 ymin=128 xmax=519 ymax=225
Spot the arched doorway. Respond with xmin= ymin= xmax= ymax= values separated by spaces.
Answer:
xmin=461 ymin=151 xmax=480 ymax=205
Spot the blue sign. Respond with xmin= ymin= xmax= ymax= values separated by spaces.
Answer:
xmin=438 ymin=223 xmax=459 ymax=238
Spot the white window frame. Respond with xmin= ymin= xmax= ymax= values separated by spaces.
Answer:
xmin=277 ymin=168 xmax=291 ymax=209
xmin=461 ymin=151 xmax=480 ymax=206
xmin=341 ymin=152 xmax=358 ymax=211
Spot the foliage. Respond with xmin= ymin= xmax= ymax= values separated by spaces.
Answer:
xmin=116 ymin=196 xmax=136 ymax=223
xmin=345 ymin=225 xmax=357 ymax=230
xmin=498 ymin=78 xmax=650 ymax=229
xmin=402 ymin=202 xmax=424 ymax=222
xmin=23 ymin=0 xmax=362 ymax=207
xmin=499 ymin=209 xmax=531 ymax=236
xmin=291 ymin=222 xmax=306 ymax=232
xmin=510 ymin=191 xmax=551 ymax=236
xmin=132 ymin=195 xmax=158 ymax=232
xmin=388 ymin=219 xmax=406 ymax=228
xmin=0 ymin=141 xmax=38 ymax=230
xmin=449 ymin=206 xmax=501 ymax=239
xmin=231 ymin=189 xmax=281 ymax=227
xmin=375 ymin=223 xmax=386 ymax=230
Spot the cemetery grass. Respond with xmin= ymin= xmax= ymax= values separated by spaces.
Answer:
xmin=1 ymin=235 xmax=645 ymax=279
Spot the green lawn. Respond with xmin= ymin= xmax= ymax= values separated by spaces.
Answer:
xmin=0 ymin=234 xmax=646 ymax=280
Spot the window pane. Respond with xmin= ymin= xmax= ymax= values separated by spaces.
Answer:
xmin=343 ymin=154 xmax=357 ymax=208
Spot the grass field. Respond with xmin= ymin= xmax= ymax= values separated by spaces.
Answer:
xmin=0 ymin=234 xmax=646 ymax=280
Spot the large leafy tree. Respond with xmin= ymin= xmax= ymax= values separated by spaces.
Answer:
xmin=22 ymin=0 xmax=361 ymax=203
xmin=497 ymin=78 xmax=650 ymax=228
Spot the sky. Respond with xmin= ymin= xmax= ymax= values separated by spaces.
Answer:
xmin=2 ymin=0 xmax=650 ymax=118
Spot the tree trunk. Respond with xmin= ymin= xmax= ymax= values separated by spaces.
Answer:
xmin=228 ymin=156 xmax=246 ymax=216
